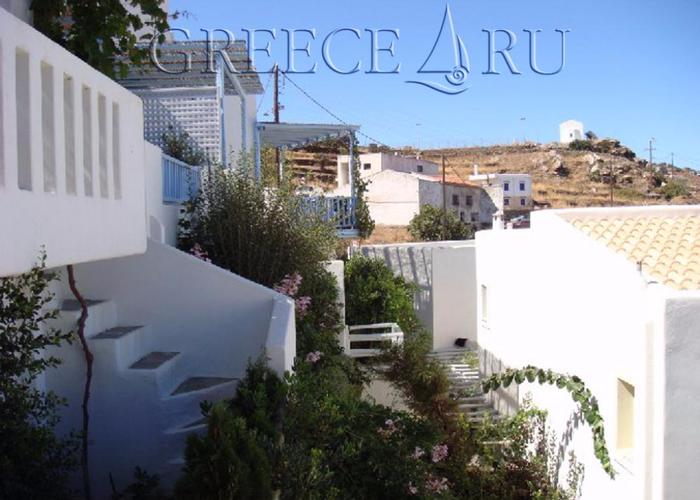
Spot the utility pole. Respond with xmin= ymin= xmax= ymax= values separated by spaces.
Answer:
xmin=442 ymin=155 xmax=447 ymax=241
xmin=274 ymin=64 xmax=281 ymax=183
xmin=609 ymin=163 xmax=615 ymax=206
xmin=646 ymin=138 xmax=656 ymax=169
xmin=671 ymin=152 xmax=675 ymax=168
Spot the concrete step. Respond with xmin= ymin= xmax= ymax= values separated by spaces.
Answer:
xmin=131 ymin=351 xmax=180 ymax=370
xmin=90 ymin=325 xmax=151 ymax=370
xmin=127 ymin=351 xmax=183 ymax=396
xmin=55 ymin=298 xmax=117 ymax=339
xmin=161 ymin=377 xmax=239 ymax=430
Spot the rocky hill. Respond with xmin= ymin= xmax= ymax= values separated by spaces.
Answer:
xmin=289 ymin=138 xmax=700 ymax=209
xmin=418 ymin=140 xmax=700 ymax=209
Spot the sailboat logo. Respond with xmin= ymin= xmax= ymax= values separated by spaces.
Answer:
xmin=407 ymin=4 xmax=470 ymax=95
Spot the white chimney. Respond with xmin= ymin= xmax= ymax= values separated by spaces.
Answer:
xmin=473 ymin=164 xmax=479 ymax=176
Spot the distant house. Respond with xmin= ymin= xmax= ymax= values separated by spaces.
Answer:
xmin=334 ymin=153 xmax=497 ymax=227
xmin=560 ymin=119 xmax=584 ymax=144
xmin=469 ymin=167 xmax=532 ymax=219
xmin=476 ymin=204 xmax=700 ymax=499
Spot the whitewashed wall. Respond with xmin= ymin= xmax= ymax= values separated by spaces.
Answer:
xmin=0 ymin=9 xmax=147 ymax=276
xmin=359 ymin=241 xmax=476 ymax=350
xmin=475 ymin=211 xmax=666 ymax=499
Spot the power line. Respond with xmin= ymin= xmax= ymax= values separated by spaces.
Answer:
xmin=256 ymin=71 xmax=274 ymax=114
xmin=281 ymin=72 xmax=391 ymax=148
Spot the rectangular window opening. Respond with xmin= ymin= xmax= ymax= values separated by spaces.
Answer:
xmin=519 ymin=181 xmax=526 ymax=191
xmin=363 ymin=162 xmax=372 ymax=170
xmin=41 ymin=62 xmax=56 ymax=193
xmin=16 ymin=49 xmax=31 ymax=190
xmin=503 ymin=181 xmax=510 ymax=192
xmin=82 ymin=85 xmax=93 ymax=196
xmin=63 ymin=74 xmax=76 ymax=195
xmin=452 ymin=194 xmax=460 ymax=206
xmin=616 ymin=379 xmax=635 ymax=461
xmin=98 ymin=94 xmax=108 ymax=198
xmin=112 ymin=102 xmax=121 ymax=198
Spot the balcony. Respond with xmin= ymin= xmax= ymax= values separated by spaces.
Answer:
xmin=0 ymin=8 xmax=147 ymax=276
xmin=300 ymin=195 xmax=358 ymax=238
xmin=162 ymin=154 xmax=201 ymax=204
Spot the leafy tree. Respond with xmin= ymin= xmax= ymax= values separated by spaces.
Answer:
xmin=344 ymin=255 xmax=421 ymax=334
xmin=0 ymin=255 xmax=77 ymax=499
xmin=30 ymin=0 xmax=169 ymax=79
xmin=408 ymin=204 xmax=474 ymax=241
xmin=584 ymin=131 xmax=598 ymax=141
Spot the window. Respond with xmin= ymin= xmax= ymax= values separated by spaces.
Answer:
xmin=452 ymin=194 xmax=460 ymax=206
xmin=417 ymin=165 xmax=423 ymax=173
xmin=503 ymin=181 xmax=510 ymax=192
xmin=504 ymin=197 xmax=510 ymax=206
xmin=459 ymin=211 xmax=465 ymax=222
xmin=466 ymin=195 xmax=473 ymax=206
xmin=481 ymin=285 xmax=488 ymax=322
xmin=520 ymin=198 xmax=526 ymax=207
xmin=363 ymin=163 xmax=372 ymax=170
xmin=617 ymin=379 xmax=635 ymax=461
xmin=519 ymin=181 xmax=526 ymax=191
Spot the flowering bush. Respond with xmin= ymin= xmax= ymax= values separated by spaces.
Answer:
xmin=274 ymin=273 xmax=312 ymax=319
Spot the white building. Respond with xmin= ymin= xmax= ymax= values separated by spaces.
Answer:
xmin=333 ymin=153 xmax=499 ymax=228
xmin=476 ymin=205 xmax=700 ymax=499
xmin=336 ymin=152 xmax=440 ymax=193
xmin=0 ymin=7 xmax=295 ymax=496
xmin=560 ymin=119 xmax=584 ymax=144
xmin=469 ymin=169 xmax=532 ymax=215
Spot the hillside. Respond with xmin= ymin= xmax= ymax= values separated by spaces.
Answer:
xmin=419 ymin=141 xmax=700 ymax=209
xmin=289 ymin=139 xmax=700 ymax=210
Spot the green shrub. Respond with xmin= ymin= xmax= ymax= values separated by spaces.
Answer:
xmin=344 ymin=255 xmax=422 ymax=334
xmin=568 ymin=139 xmax=595 ymax=152
xmin=0 ymin=255 xmax=77 ymax=499
xmin=162 ymin=127 xmax=207 ymax=166
xmin=179 ymin=169 xmax=337 ymax=289
xmin=659 ymin=179 xmax=690 ymax=200
xmin=408 ymin=205 xmax=474 ymax=242
xmin=175 ymin=403 xmax=273 ymax=500
xmin=295 ymin=267 xmax=343 ymax=356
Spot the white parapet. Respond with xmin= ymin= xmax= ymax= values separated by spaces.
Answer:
xmin=0 ymin=7 xmax=147 ymax=276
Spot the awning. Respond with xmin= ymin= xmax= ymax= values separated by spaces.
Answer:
xmin=256 ymin=122 xmax=359 ymax=149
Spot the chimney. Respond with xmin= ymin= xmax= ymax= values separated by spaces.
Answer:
xmin=473 ymin=164 xmax=479 ymax=176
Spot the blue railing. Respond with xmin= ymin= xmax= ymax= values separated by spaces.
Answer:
xmin=300 ymin=196 xmax=357 ymax=232
xmin=162 ymin=154 xmax=201 ymax=204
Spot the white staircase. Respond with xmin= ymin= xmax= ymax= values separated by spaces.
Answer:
xmin=46 ymin=297 xmax=240 ymax=496
xmin=428 ymin=349 xmax=499 ymax=424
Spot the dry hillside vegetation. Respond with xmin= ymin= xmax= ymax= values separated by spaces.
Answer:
xmin=289 ymin=139 xmax=700 ymax=209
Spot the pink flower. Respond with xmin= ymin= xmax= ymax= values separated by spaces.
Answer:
xmin=295 ymin=295 xmax=312 ymax=318
xmin=431 ymin=444 xmax=449 ymax=463
xmin=274 ymin=273 xmax=302 ymax=297
xmin=412 ymin=446 xmax=425 ymax=460
xmin=425 ymin=475 xmax=449 ymax=493
xmin=407 ymin=483 xmax=418 ymax=495
xmin=190 ymin=243 xmax=211 ymax=263
xmin=306 ymin=351 xmax=323 ymax=364
xmin=378 ymin=418 xmax=398 ymax=437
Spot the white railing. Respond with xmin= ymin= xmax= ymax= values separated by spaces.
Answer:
xmin=342 ymin=322 xmax=404 ymax=358
xmin=0 ymin=8 xmax=147 ymax=276
xmin=300 ymin=195 xmax=358 ymax=233
xmin=162 ymin=154 xmax=201 ymax=204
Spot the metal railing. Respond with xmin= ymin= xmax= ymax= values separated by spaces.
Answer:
xmin=300 ymin=195 xmax=357 ymax=231
xmin=162 ymin=154 xmax=201 ymax=204
xmin=342 ymin=322 xmax=404 ymax=358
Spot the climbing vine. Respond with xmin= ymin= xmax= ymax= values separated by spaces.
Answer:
xmin=482 ymin=365 xmax=616 ymax=478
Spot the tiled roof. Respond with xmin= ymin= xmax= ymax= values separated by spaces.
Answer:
xmin=414 ymin=173 xmax=480 ymax=188
xmin=567 ymin=215 xmax=700 ymax=290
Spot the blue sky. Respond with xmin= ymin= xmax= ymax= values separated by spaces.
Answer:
xmin=170 ymin=0 xmax=700 ymax=170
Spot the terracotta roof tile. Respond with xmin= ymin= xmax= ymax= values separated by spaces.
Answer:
xmin=567 ymin=215 xmax=700 ymax=291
